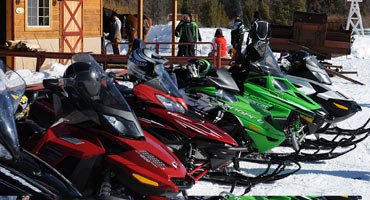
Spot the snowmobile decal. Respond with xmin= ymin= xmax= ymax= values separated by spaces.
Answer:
xmin=175 ymin=119 xmax=222 ymax=138
xmin=217 ymin=101 xmax=264 ymax=124
xmin=243 ymin=95 xmax=271 ymax=110
xmin=0 ymin=166 xmax=42 ymax=193
xmin=138 ymin=117 xmax=165 ymax=127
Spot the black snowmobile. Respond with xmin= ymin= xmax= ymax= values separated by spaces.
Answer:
xmin=0 ymin=62 xmax=81 ymax=197
xmin=281 ymin=50 xmax=369 ymax=136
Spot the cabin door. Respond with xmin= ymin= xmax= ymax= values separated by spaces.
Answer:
xmin=61 ymin=0 xmax=83 ymax=64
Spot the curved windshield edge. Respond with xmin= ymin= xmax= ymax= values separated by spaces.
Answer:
xmin=154 ymin=64 xmax=183 ymax=98
xmin=305 ymin=56 xmax=325 ymax=70
xmin=0 ymin=69 xmax=22 ymax=159
xmin=216 ymin=89 xmax=239 ymax=102
xmin=253 ymin=46 xmax=284 ymax=77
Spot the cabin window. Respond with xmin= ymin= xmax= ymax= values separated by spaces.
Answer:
xmin=27 ymin=0 xmax=50 ymax=27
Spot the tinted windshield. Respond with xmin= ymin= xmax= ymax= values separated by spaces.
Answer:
xmin=0 ymin=68 xmax=26 ymax=160
xmin=252 ymin=45 xmax=284 ymax=77
xmin=305 ymin=56 xmax=332 ymax=84
xmin=150 ymin=64 xmax=183 ymax=98
xmin=306 ymin=56 xmax=325 ymax=70
xmin=60 ymin=53 xmax=145 ymax=139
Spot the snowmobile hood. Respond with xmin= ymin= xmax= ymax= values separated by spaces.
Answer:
xmin=0 ymin=68 xmax=26 ymax=160
xmin=187 ymin=86 xmax=285 ymax=152
xmin=158 ymin=108 xmax=238 ymax=146
xmin=287 ymin=75 xmax=361 ymax=123
xmin=243 ymin=76 xmax=328 ymax=123
xmin=106 ymin=129 xmax=192 ymax=195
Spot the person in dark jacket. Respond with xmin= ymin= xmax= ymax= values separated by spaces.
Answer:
xmin=231 ymin=15 xmax=245 ymax=56
xmin=175 ymin=15 xmax=195 ymax=57
xmin=247 ymin=11 xmax=271 ymax=46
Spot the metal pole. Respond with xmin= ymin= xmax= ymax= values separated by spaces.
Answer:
xmin=172 ymin=0 xmax=177 ymax=56
xmin=138 ymin=0 xmax=143 ymax=40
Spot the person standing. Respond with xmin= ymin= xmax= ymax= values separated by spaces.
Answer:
xmin=231 ymin=15 xmax=244 ymax=56
xmin=110 ymin=13 xmax=122 ymax=55
xmin=189 ymin=13 xmax=202 ymax=56
xmin=247 ymin=11 xmax=271 ymax=46
xmin=176 ymin=15 xmax=195 ymax=57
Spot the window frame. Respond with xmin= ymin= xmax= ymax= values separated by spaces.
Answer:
xmin=25 ymin=0 xmax=51 ymax=29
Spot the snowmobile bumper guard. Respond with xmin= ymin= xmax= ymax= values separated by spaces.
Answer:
xmin=241 ymin=128 xmax=368 ymax=163
xmin=200 ymin=158 xmax=301 ymax=193
xmin=325 ymin=117 xmax=370 ymax=136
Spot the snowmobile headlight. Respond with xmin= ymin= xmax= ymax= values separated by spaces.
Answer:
xmin=155 ymin=94 xmax=186 ymax=114
xmin=0 ymin=143 xmax=13 ymax=160
xmin=132 ymin=173 xmax=159 ymax=187
xmin=103 ymin=115 xmax=144 ymax=138
xmin=299 ymin=114 xmax=313 ymax=123
xmin=333 ymin=102 xmax=349 ymax=110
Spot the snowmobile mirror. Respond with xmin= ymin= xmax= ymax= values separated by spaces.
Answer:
xmin=293 ymin=61 xmax=301 ymax=68
xmin=107 ymin=72 xmax=116 ymax=81
xmin=43 ymin=79 xmax=60 ymax=89
xmin=26 ymin=90 xmax=39 ymax=105
xmin=132 ymin=39 xmax=146 ymax=51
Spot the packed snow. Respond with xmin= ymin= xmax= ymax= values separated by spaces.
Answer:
xmin=18 ymin=22 xmax=370 ymax=198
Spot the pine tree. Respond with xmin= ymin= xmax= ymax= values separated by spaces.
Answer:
xmin=290 ymin=0 xmax=306 ymax=13
xmin=179 ymin=0 xmax=194 ymax=15
xmin=259 ymin=0 xmax=270 ymax=22
xmin=271 ymin=1 xmax=290 ymax=25
xmin=199 ymin=1 xmax=211 ymax=26
xmin=200 ymin=0 xmax=228 ymax=27
xmin=243 ymin=0 xmax=258 ymax=26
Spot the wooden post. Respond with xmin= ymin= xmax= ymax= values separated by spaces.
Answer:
xmin=137 ymin=0 xmax=143 ymax=40
xmin=172 ymin=0 xmax=177 ymax=56
xmin=216 ymin=44 xmax=221 ymax=69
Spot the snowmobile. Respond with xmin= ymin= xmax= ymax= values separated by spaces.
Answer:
xmin=163 ymin=56 xmax=301 ymax=179
xmin=20 ymin=53 xmax=193 ymax=198
xmin=0 ymin=63 xmax=81 ymax=197
xmin=228 ymin=41 xmax=365 ymax=160
xmin=282 ymin=50 xmax=332 ymax=85
xmin=281 ymin=50 xmax=363 ymax=123
xmin=113 ymin=41 xmax=299 ymax=191
xmin=280 ymin=50 xmax=368 ymax=139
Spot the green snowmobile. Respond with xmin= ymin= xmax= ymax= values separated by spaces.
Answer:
xmin=173 ymin=62 xmax=301 ymax=187
xmin=228 ymin=41 xmax=361 ymax=160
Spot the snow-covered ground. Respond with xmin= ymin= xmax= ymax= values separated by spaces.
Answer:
xmin=21 ymin=23 xmax=370 ymax=198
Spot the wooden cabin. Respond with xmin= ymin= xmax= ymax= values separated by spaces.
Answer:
xmin=0 ymin=0 xmax=103 ymax=70
xmin=269 ymin=12 xmax=352 ymax=59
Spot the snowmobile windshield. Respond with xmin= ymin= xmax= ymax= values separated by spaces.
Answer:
xmin=251 ymin=45 xmax=284 ymax=77
xmin=305 ymin=56 xmax=332 ymax=85
xmin=207 ymin=67 xmax=240 ymax=92
xmin=140 ymin=64 xmax=183 ymax=99
xmin=60 ymin=53 xmax=145 ymax=139
xmin=0 ymin=69 xmax=26 ymax=160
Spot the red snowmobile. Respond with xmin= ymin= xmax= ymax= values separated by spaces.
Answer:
xmin=112 ymin=42 xmax=299 ymax=190
xmin=20 ymin=53 xmax=194 ymax=198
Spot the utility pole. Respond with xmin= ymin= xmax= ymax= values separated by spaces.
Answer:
xmin=346 ymin=0 xmax=365 ymax=36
